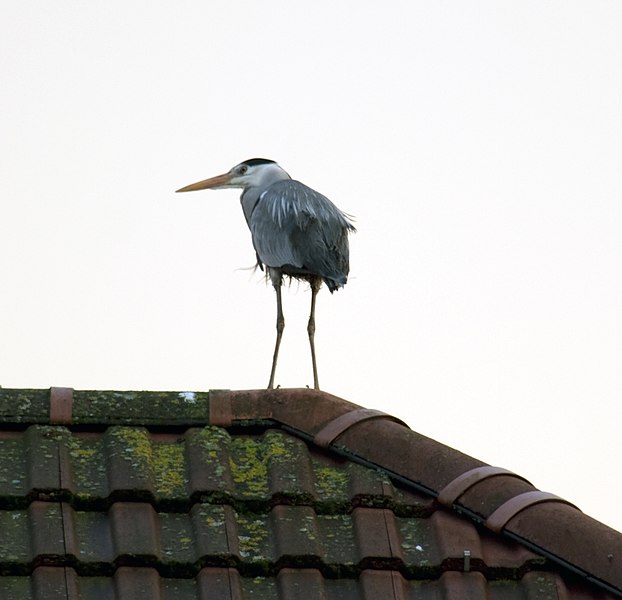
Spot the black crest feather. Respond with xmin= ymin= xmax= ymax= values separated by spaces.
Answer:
xmin=241 ymin=158 xmax=276 ymax=167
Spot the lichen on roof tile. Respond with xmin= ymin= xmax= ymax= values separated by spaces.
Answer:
xmin=160 ymin=512 xmax=195 ymax=566
xmin=229 ymin=437 xmax=272 ymax=499
xmin=0 ymin=510 xmax=30 ymax=562
xmin=229 ymin=430 xmax=301 ymax=500
xmin=68 ymin=434 xmax=108 ymax=502
xmin=313 ymin=462 xmax=350 ymax=506
xmin=108 ymin=427 xmax=153 ymax=468
xmin=72 ymin=390 xmax=209 ymax=425
xmin=191 ymin=504 xmax=239 ymax=558
xmin=185 ymin=426 xmax=234 ymax=500
xmin=236 ymin=512 xmax=271 ymax=563
xmin=152 ymin=441 xmax=187 ymax=499
xmin=0 ymin=435 xmax=27 ymax=502
xmin=0 ymin=388 xmax=49 ymax=422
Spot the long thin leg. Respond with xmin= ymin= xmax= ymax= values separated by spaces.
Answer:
xmin=307 ymin=279 xmax=321 ymax=390
xmin=268 ymin=283 xmax=284 ymax=389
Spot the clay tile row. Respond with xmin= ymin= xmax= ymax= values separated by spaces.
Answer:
xmin=0 ymin=566 xmax=599 ymax=600
xmin=0 ymin=501 xmax=543 ymax=575
xmin=0 ymin=425 xmax=430 ymax=511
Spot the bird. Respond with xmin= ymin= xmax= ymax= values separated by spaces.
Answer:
xmin=176 ymin=158 xmax=355 ymax=390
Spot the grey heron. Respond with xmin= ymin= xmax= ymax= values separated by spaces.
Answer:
xmin=176 ymin=158 xmax=355 ymax=390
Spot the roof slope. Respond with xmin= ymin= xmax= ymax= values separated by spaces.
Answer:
xmin=0 ymin=387 xmax=619 ymax=599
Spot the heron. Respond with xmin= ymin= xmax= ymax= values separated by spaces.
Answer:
xmin=176 ymin=158 xmax=355 ymax=390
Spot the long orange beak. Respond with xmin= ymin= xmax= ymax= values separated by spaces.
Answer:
xmin=175 ymin=172 xmax=232 ymax=193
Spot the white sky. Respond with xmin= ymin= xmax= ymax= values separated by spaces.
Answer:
xmin=2 ymin=2 xmax=621 ymax=533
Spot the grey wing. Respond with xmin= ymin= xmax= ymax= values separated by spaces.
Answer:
xmin=249 ymin=180 xmax=356 ymax=289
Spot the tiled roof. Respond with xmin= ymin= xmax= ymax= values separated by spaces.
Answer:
xmin=0 ymin=387 xmax=620 ymax=599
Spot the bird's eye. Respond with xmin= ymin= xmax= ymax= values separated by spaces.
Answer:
xmin=239 ymin=165 xmax=248 ymax=174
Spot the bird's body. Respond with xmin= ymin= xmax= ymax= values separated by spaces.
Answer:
xmin=176 ymin=158 xmax=355 ymax=389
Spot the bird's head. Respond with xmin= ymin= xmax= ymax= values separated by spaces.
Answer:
xmin=176 ymin=158 xmax=290 ymax=193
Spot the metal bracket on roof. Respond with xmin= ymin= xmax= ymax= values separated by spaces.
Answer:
xmin=49 ymin=387 xmax=74 ymax=425
xmin=437 ymin=465 xmax=532 ymax=507
xmin=485 ymin=490 xmax=581 ymax=534
xmin=313 ymin=408 xmax=410 ymax=449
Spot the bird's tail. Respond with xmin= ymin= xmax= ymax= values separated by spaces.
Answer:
xmin=324 ymin=275 xmax=347 ymax=293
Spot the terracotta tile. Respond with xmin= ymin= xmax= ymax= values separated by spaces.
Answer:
xmin=197 ymin=567 xmax=244 ymax=600
xmin=31 ymin=566 xmax=81 ymax=600
xmin=104 ymin=428 xmax=157 ymax=499
xmin=191 ymin=504 xmax=240 ymax=559
xmin=277 ymin=568 xmax=327 ymax=600
xmin=359 ymin=570 xmax=409 ymax=600
xmin=113 ymin=567 xmax=162 ymax=600
xmin=110 ymin=503 xmax=161 ymax=560
xmin=353 ymin=507 xmax=404 ymax=565
xmin=272 ymin=505 xmax=322 ymax=560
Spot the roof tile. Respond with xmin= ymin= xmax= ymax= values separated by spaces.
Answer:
xmin=272 ymin=504 xmax=322 ymax=560
xmin=32 ymin=566 xmax=81 ymax=600
xmin=1 ymin=502 xmax=546 ymax=574
xmin=197 ymin=567 xmax=244 ymax=599
xmin=191 ymin=503 xmax=239 ymax=560
xmin=113 ymin=567 xmax=162 ymax=600
xmin=185 ymin=426 xmax=235 ymax=502
xmin=438 ymin=571 xmax=490 ymax=600
xmin=353 ymin=507 xmax=404 ymax=566
xmin=359 ymin=569 xmax=409 ymax=599
xmin=110 ymin=503 xmax=161 ymax=560
xmin=277 ymin=568 xmax=326 ymax=599
xmin=29 ymin=501 xmax=66 ymax=558
xmin=25 ymin=427 xmax=65 ymax=493
xmin=0 ymin=508 xmax=29 ymax=563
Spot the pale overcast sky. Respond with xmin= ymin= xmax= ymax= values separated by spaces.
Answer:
xmin=2 ymin=2 xmax=622 ymax=532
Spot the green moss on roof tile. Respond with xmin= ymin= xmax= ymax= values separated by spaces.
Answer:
xmin=71 ymin=390 xmax=209 ymax=425
xmin=0 ymin=577 xmax=30 ymax=599
xmin=32 ymin=425 xmax=70 ymax=445
xmin=160 ymin=513 xmax=195 ymax=565
xmin=0 ymin=510 xmax=29 ymax=562
xmin=0 ymin=389 xmax=49 ymax=422
xmin=153 ymin=442 xmax=187 ymax=498
xmin=318 ymin=514 xmax=356 ymax=566
xmin=0 ymin=389 xmax=212 ymax=425
xmin=229 ymin=439 xmax=270 ymax=498
xmin=67 ymin=436 xmax=107 ymax=501
xmin=236 ymin=513 xmax=269 ymax=561
xmin=109 ymin=427 xmax=153 ymax=470
xmin=228 ymin=431 xmax=290 ymax=499
xmin=189 ymin=426 xmax=232 ymax=497
xmin=105 ymin=427 xmax=189 ymax=498
xmin=0 ymin=439 xmax=26 ymax=500
xmin=314 ymin=465 xmax=349 ymax=501
xmin=299 ymin=512 xmax=318 ymax=542
xmin=194 ymin=426 xmax=231 ymax=460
